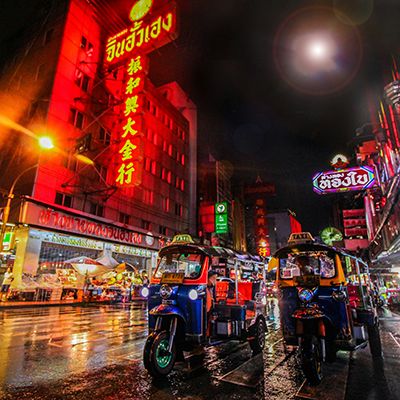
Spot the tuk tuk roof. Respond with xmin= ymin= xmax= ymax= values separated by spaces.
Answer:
xmin=273 ymin=242 xmax=342 ymax=258
xmin=159 ymin=243 xmax=264 ymax=263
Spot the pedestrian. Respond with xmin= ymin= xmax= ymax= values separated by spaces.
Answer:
xmin=206 ymin=270 xmax=218 ymax=337
xmin=1 ymin=267 xmax=13 ymax=301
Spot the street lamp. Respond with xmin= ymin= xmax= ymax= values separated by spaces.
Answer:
xmin=0 ymin=137 xmax=54 ymax=252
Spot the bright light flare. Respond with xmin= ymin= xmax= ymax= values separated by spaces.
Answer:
xmin=38 ymin=136 xmax=54 ymax=149
xmin=307 ymin=41 xmax=328 ymax=61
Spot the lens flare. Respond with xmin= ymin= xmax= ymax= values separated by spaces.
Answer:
xmin=273 ymin=7 xmax=362 ymax=95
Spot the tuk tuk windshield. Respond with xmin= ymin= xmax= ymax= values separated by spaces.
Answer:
xmin=279 ymin=252 xmax=336 ymax=279
xmin=154 ymin=252 xmax=204 ymax=279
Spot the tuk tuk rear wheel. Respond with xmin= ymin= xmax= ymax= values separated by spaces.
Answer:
xmin=367 ymin=323 xmax=382 ymax=358
xmin=249 ymin=318 xmax=266 ymax=355
xmin=146 ymin=330 xmax=177 ymax=377
xmin=301 ymin=336 xmax=323 ymax=386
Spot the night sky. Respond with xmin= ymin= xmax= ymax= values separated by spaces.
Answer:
xmin=1 ymin=0 xmax=400 ymax=234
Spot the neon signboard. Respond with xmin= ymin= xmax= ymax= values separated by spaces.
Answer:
xmin=115 ymin=55 xmax=148 ymax=187
xmin=313 ymin=166 xmax=376 ymax=195
xmin=106 ymin=1 xmax=179 ymax=188
xmin=106 ymin=4 xmax=178 ymax=64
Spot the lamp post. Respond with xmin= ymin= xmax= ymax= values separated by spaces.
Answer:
xmin=0 ymin=136 xmax=54 ymax=252
xmin=0 ymin=164 xmax=38 ymax=252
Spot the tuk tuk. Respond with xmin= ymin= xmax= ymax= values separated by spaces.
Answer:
xmin=269 ymin=232 xmax=382 ymax=385
xmin=142 ymin=235 xmax=268 ymax=377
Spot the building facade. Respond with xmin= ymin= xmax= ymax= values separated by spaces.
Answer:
xmin=0 ymin=0 xmax=197 ymax=293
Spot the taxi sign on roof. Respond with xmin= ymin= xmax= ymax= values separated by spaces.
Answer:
xmin=288 ymin=232 xmax=314 ymax=245
xmin=171 ymin=234 xmax=195 ymax=244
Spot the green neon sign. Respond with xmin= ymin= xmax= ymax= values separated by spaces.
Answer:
xmin=215 ymin=202 xmax=228 ymax=234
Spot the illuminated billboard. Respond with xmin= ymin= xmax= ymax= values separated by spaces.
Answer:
xmin=312 ymin=166 xmax=376 ymax=195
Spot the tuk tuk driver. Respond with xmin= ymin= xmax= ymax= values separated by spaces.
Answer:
xmin=295 ymin=255 xmax=314 ymax=276
xmin=206 ymin=270 xmax=218 ymax=337
xmin=207 ymin=270 xmax=218 ymax=312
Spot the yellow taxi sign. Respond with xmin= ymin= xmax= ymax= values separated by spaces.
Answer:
xmin=171 ymin=234 xmax=194 ymax=244
xmin=288 ymin=232 xmax=314 ymax=245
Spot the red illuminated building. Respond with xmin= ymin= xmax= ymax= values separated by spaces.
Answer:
xmin=0 ymin=0 xmax=197 ymax=291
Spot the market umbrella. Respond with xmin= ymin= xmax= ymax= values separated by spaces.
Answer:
xmin=96 ymin=252 xmax=120 ymax=268
xmin=64 ymin=256 xmax=110 ymax=277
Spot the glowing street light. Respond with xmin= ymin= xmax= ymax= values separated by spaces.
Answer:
xmin=38 ymin=136 xmax=54 ymax=149
xmin=0 ymin=137 xmax=55 ymax=252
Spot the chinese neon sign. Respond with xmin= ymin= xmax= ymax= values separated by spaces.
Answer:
xmin=312 ymin=166 xmax=376 ymax=195
xmin=106 ymin=1 xmax=179 ymax=188
xmin=106 ymin=4 xmax=178 ymax=65
xmin=115 ymin=56 xmax=148 ymax=187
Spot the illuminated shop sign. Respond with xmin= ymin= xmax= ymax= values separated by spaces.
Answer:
xmin=115 ymin=56 xmax=148 ymax=187
xmin=105 ymin=3 xmax=177 ymax=64
xmin=105 ymin=1 xmax=178 ymax=188
xmin=36 ymin=230 xmax=153 ymax=257
xmin=20 ymin=201 xmax=164 ymax=250
xmin=312 ymin=166 xmax=376 ymax=195
xmin=42 ymin=232 xmax=104 ymax=250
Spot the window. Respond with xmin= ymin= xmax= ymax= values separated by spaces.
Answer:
xmin=119 ymin=212 xmax=130 ymax=225
xmin=145 ymin=158 xmax=151 ymax=172
xmin=81 ymin=36 xmax=88 ymax=49
xmin=162 ymin=197 xmax=170 ymax=212
xmin=162 ymin=140 xmax=168 ymax=152
xmin=180 ymin=179 xmax=185 ymax=191
xmin=161 ymin=167 xmax=167 ymax=181
xmin=55 ymin=192 xmax=73 ymax=208
xmin=80 ymin=36 xmax=94 ymax=55
xmin=181 ymin=153 xmax=185 ymax=165
xmin=146 ymin=128 xmax=153 ymax=142
xmin=90 ymin=202 xmax=104 ymax=217
xmin=175 ymin=176 xmax=180 ymax=189
xmin=143 ymin=189 xmax=154 ymax=205
xmin=278 ymin=252 xmax=336 ymax=280
xmin=36 ymin=64 xmax=45 ymax=80
xmin=159 ymin=226 xmax=167 ymax=236
xmin=151 ymin=160 xmax=157 ymax=175
xmin=168 ymin=144 xmax=173 ymax=157
xmin=76 ymin=72 xmax=90 ymax=92
xmin=142 ymin=220 xmax=151 ymax=230
xmin=167 ymin=171 xmax=172 ymax=184
xmin=175 ymin=203 xmax=183 ymax=217
xmin=153 ymin=133 xmax=160 ymax=146
xmin=69 ymin=108 xmax=84 ymax=129
xmin=43 ymin=28 xmax=54 ymax=45
xmin=99 ymin=127 xmax=111 ymax=145
xmin=154 ymin=253 xmax=204 ymax=279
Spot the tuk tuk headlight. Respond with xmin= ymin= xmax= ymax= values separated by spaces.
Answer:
xmin=141 ymin=287 xmax=149 ymax=298
xmin=188 ymin=289 xmax=198 ymax=301
xmin=298 ymin=288 xmax=314 ymax=303
xmin=160 ymin=285 xmax=172 ymax=299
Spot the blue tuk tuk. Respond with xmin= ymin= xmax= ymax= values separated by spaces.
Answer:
xmin=142 ymin=235 xmax=268 ymax=377
xmin=270 ymin=232 xmax=382 ymax=385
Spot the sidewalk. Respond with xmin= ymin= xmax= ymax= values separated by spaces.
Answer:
xmin=0 ymin=298 xmax=146 ymax=309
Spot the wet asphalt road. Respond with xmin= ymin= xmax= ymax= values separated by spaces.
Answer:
xmin=0 ymin=302 xmax=399 ymax=400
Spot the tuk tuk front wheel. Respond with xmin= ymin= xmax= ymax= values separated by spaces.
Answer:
xmin=249 ymin=318 xmax=266 ymax=355
xmin=300 ymin=336 xmax=323 ymax=386
xmin=145 ymin=330 xmax=177 ymax=377
xmin=367 ymin=323 xmax=382 ymax=358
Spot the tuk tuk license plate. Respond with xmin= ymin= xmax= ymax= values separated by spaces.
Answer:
xmin=161 ymin=272 xmax=185 ymax=284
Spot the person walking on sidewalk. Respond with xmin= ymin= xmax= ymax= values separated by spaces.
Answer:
xmin=1 ymin=267 xmax=13 ymax=301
